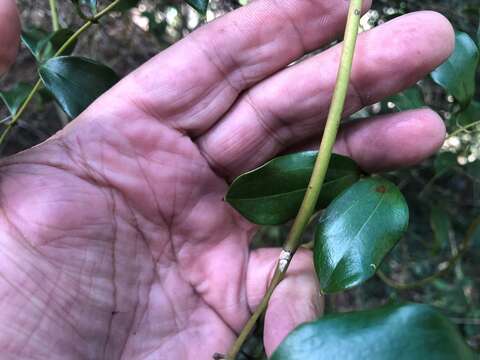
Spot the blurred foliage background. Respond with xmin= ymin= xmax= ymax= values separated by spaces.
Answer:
xmin=1 ymin=0 xmax=479 ymax=357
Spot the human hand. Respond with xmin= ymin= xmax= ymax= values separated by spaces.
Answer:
xmin=0 ymin=1 xmax=454 ymax=359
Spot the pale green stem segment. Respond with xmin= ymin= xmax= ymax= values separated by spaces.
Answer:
xmin=0 ymin=0 xmax=122 ymax=146
xmin=49 ymin=0 xmax=60 ymax=31
xmin=448 ymin=120 xmax=480 ymax=139
xmin=225 ymin=0 xmax=364 ymax=358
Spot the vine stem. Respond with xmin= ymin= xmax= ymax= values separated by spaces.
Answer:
xmin=49 ymin=0 xmax=60 ymax=31
xmin=378 ymin=216 xmax=480 ymax=291
xmin=0 ymin=0 xmax=122 ymax=146
xmin=448 ymin=120 xmax=480 ymax=139
xmin=224 ymin=1 xmax=363 ymax=358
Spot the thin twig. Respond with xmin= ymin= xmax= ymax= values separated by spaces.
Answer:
xmin=49 ymin=0 xmax=60 ymax=31
xmin=448 ymin=120 xmax=480 ymax=139
xmin=0 ymin=0 xmax=122 ymax=147
xmin=223 ymin=1 xmax=364 ymax=358
xmin=377 ymin=216 xmax=480 ymax=290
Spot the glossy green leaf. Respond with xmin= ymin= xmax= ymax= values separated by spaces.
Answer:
xmin=0 ymin=83 xmax=33 ymax=116
xmin=22 ymin=28 xmax=76 ymax=62
xmin=431 ymin=32 xmax=479 ymax=107
xmin=455 ymin=100 xmax=480 ymax=127
xmin=226 ymin=152 xmax=361 ymax=225
xmin=430 ymin=206 xmax=451 ymax=251
xmin=185 ymin=0 xmax=209 ymax=15
xmin=21 ymin=28 xmax=48 ymax=60
xmin=386 ymin=85 xmax=425 ymax=111
xmin=39 ymin=56 xmax=119 ymax=118
xmin=45 ymin=29 xmax=77 ymax=58
xmin=314 ymin=177 xmax=408 ymax=293
xmin=271 ymin=303 xmax=476 ymax=360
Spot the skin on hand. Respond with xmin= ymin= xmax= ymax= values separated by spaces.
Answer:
xmin=0 ymin=1 xmax=454 ymax=359
xmin=0 ymin=0 xmax=20 ymax=75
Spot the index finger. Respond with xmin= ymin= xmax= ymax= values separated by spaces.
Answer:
xmin=121 ymin=0 xmax=371 ymax=135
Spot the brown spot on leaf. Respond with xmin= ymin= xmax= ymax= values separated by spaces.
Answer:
xmin=376 ymin=185 xmax=387 ymax=194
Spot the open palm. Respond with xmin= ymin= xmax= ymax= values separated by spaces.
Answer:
xmin=0 ymin=1 xmax=454 ymax=359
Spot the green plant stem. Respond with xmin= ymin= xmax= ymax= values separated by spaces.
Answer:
xmin=0 ymin=79 xmax=42 ymax=145
xmin=378 ymin=216 xmax=480 ymax=291
xmin=49 ymin=0 xmax=60 ymax=31
xmin=224 ymin=1 xmax=363 ymax=358
xmin=55 ymin=0 xmax=122 ymax=56
xmin=0 ymin=0 xmax=122 ymax=146
xmin=448 ymin=120 xmax=480 ymax=138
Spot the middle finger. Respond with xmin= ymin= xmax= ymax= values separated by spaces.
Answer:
xmin=197 ymin=11 xmax=454 ymax=177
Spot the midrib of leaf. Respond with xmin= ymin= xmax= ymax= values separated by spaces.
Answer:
xmin=40 ymin=70 xmax=87 ymax=114
xmin=324 ymin=191 xmax=387 ymax=287
xmin=229 ymin=173 xmax=356 ymax=201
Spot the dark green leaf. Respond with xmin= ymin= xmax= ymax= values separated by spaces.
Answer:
xmin=455 ymin=100 xmax=480 ymax=127
xmin=314 ymin=177 xmax=408 ymax=293
xmin=21 ymin=28 xmax=48 ymax=60
xmin=185 ymin=0 xmax=209 ymax=15
xmin=271 ymin=303 xmax=476 ymax=360
xmin=430 ymin=206 xmax=451 ymax=251
xmin=39 ymin=56 xmax=119 ymax=118
xmin=0 ymin=83 xmax=33 ymax=116
xmin=44 ymin=29 xmax=77 ymax=59
xmin=431 ymin=32 xmax=479 ymax=107
xmin=226 ymin=153 xmax=361 ymax=225
xmin=434 ymin=152 xmax=458 ymax=176
xmin=386 ymin=85 xmax=425 ymax=111
xmin=21 ymin=28 xmax=76 ymax=62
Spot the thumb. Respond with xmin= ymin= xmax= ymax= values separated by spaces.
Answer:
xmin=0 ymin=0 xmax=21 ymax=76
xmin=247 ymin=248 xmax=324 ymax=356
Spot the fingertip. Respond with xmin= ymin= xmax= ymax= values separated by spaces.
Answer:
xmin=337 ymin=108 xmax=447 ymax=173
xmin=352 ymin=11 xmax=457 ymax=100
xmin=402 ymin=11 xmax=455 ymax=67
xmin=388 ymin=108 xmax=446 ymax=164
xmin=0 ymin=0 xmax=21 ymax=75
xmin=415 ymin=11 xmax=455 ymax=62
xmin=416 ymin=107 xmax=446 ymax=152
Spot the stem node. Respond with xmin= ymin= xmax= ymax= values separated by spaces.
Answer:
xmin=278 ymin=250 xmax=292 ymax=273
